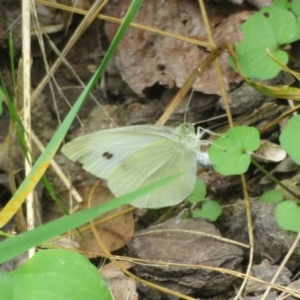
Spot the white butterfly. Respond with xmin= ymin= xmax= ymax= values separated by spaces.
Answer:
xmin=61 ymin=123 xmax=209 ymax=208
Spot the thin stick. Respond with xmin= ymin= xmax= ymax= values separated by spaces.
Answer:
xmin=234 ymin=174 xmax=255 ymax=299
xmin=88 ymin=183 xmax=195 ymax=300
xmin=224 ymin=42 xmax=255 ymax=300
xmin=23 ymin=0 xmax=35 ymax=257
xmin=108 ymin=255 xmax=300 ymax=297
xmin=35 ymin=0 xmax=215 ymax=50
xmin=27 ymin=0 xmax=108 ymax=112
xmin=31 ymin=132 xmax=83 ymax=203
xmin=259 ymin=102 xmax=300 ymax=133
xmin=261 ymin=232 xmax=300 ymax=300
xmin=156 ymin=43 xmax=226 ymax=126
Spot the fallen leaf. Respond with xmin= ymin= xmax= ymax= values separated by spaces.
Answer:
xmin=100 ymin=262 xmax=138 ymax=300
xmin=44 ymin=184 xmax=134 ymax=257
xmin=252 ymin=140 xmax=286 ymax=163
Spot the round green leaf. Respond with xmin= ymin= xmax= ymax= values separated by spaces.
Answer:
xmin=0 ymin=271 xmax=14 ymax=299
xmin=275 ymin=201 xmax=300 ymax=232
xmin=188 ymin=179 xmax=206 ymax=203
xmin=9 ymin=249 xmax=113 ymax=300
xmin=273 ymin=0 xmax=291 ymax=9
xmin=291 ymin=0 xmax=300 ymax=18
xmin=260 ymin=189 xmax=284 ymax=204
xmin=279 ymin=115 xmax=300 ymax=164
xmin=231 ymin=6 xmax=299 ymax=79
xmin=192 ymin=200 xmax=222 ymax=221
xmin=260 ymin=6 xmax=299 ymax=44
xmin=209 ymin=126 xmax=260 ymax=175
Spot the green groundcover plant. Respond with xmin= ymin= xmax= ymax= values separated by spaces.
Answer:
xmin=208 ymin=116 xmax=300 ymax=233
xmin=227 ymin=0 xmax=300 ymax=233
xmin=0 ymin=250 xmax=112 ymax=300
xmin=2 ymin=0 xmax=300 ymax=299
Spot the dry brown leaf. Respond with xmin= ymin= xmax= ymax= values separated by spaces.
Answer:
xmin=104 ymin=0 xmax=249 ymax=96
xmin=100 ymin=262 xmax=138 ymax=300
xmin=260 ymin=157 xmax=298 ymax=185
xmin=275 ymin=172 xmax=300 ymax=201
xmin=245 ymin=259 xmax=291 ymax=294
xmin=100 ymin=261 xmax=135 ymax=278
xmin=44 ymin=184 xmax=134 ymax=257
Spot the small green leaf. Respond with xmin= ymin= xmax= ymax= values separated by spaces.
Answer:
xmin=231 ymin=6 xmax=299 ymax=79
xmin=188 ymin=180 xmax=206 ymax=204
xmin=260 ymin=189 xmax=284 ymax=204
xmin=273 ymin=0 xmax=292 ymax=9
xmin=279 ymin=115 xmax=300 ymax=164
xmin=0 ymin=271 xmax=14 ymax=299
xmin=291 ymin=0 xmax=300 ymax=17
xmin=208 ymin=126 xmax=260 ymax=175
xmin=276 ymin=201 xmax=300 ymax=232
xmin=7 ymin=249 xmax=113 ymax=300
xmin=192 ymin=200 xmax=222 ymax=221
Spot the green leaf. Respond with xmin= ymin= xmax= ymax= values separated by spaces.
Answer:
xmin=279 ymin=115 xmax=300 ymax=164
xmin=0 ymin=172 xmax=181 ymax=264
xmin=231 ymin=6 xmax=299 ymax=79
xmin=273 ymin=0 xmax=292 ymax=9
xmin=260 ymin=189 xmax=284 ymax=204
xmin=192 ymin=200 xmax=222 ymax=221
xmin=276 ymin=201 xmax=300 ymax=232
xmin=208 ymin=126 xmax=260 ymax=175
xmin=188 ymin=180 xmax=206 ymax=203
xmin=0 ymin=0 xmax=145 ymax=229
xmin=291 ymin=0 xmax=300 ymax=17
xmin=0 ymin=271 xmax=14 ymax=299
xmin=6 ymin=250 xmax=112 ymax=300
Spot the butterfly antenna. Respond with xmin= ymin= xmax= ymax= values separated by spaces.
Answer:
xmin=183 ymin=68 xmax=201 ymax=123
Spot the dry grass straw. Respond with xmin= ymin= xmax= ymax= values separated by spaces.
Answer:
xmin=12 ymin=0 xmax=300 ymax=299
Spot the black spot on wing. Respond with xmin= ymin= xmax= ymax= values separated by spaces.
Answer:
xmin=103 ymin=151 xmax=114 ymax=159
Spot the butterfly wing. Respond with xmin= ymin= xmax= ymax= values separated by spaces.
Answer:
xmin=61 ymin=124 xmax=198 ymax=208
xmin=61 ymin=127 xmax=170 ymax=179
xmin=107 ymin=138 xmax=197 ymax=208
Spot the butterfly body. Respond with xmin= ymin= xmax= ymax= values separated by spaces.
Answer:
xmin=61 ymin=123 xmax=202 ymax=208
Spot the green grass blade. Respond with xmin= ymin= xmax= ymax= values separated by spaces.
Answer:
xmin=0 ymin=173 xmax=181 ymax=263
xmin=0 ymin=0 xmax=144 ymax=228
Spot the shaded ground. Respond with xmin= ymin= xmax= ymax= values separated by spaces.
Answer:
xmin=0 ymin=1 xmax=300 ymax=299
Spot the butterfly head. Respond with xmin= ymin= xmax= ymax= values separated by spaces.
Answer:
xmin=175 ymin=123 xmax=200 ymax=150
xmin=177 ymin=123 xmax=196 ymax=137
